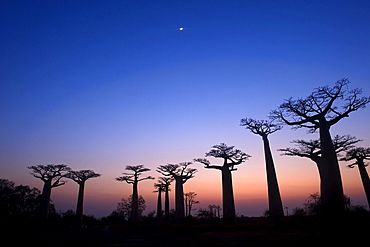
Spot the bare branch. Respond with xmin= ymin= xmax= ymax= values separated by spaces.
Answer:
xmin=67 ymin=169 xmax=101 ymax=184
xmin=240 ymin=118 xmax=282 ymax=136
xmin=28 ymin=164 xmax=71 ymax=187
xmin=200 ymin=143 xmax=250 ymax=171
xmin=270 ymin=78 xmax=369 ymax=131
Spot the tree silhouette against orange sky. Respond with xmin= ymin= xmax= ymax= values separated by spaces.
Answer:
xmin=341 ymin=147 xmax=370 ymax=209
xmin=157 ymin=162 xmax=197 ymax=220
xmin=67 ymin=169 xmax=101 ymax=227
xmin=270 ymin=78 xmax=370 ymax=217
xmin=240 ymin=118 xmax=284 ymax=222
xmin=278 ymin=135 xmax=360 ymax=180
xmin=158 ymin=176 xmax=174 ymax=223
xmin=28 ymin=164 xmax=71 ymax=224
xmin=153 ymin=181 xmax=165 ymax=222
xmin=195 ymin=143 xmax=250 ymax=223
xmin=116 ymin=165 xmax=154 ymax=223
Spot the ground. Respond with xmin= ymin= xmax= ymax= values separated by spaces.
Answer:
xmin=1 ymin=215 xmax=367 ymax=246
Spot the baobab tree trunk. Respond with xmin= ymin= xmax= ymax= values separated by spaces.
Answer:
xmin=174 ymin=177 xmax=185 ymax=220
xmin=39 ymin=180 xmax=52 ymax=224
xmin=156 ymin=189 xmax=162 ymax=221
xmin=319 ymin=121 xmax=345 ymax=216
xmin=357 ymin=159 xmax=370 ymax=209
xmin=164 ymin=187 xmax=170 ymax=223
xmin=221 ymin=167 xmax=236 ymax=223
xmin=75 ymin=181 xmax=85 ymax=227
xmin=313 ymin=159 xmax=323 ymax=181
xmin=130 ymin=181 xmax=139 ymax=222
xmin=262 ymin=135 xmax=284 ymax=221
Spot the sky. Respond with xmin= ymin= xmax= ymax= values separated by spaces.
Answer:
xmin=1 ymin=0 xmax=370 ymax=217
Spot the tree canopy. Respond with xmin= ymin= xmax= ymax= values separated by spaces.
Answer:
xmin=270 ymin=78 xmax=370 ymax=132
xmin=28 ymin=164 xmax=71 ymax=188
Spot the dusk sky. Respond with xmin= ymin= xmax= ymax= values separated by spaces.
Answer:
xmin=1 ymin=0 xmax=370 ymax=217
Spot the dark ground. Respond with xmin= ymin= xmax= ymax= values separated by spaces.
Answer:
xmin=1 ymin=215 xmax=368 ymax=247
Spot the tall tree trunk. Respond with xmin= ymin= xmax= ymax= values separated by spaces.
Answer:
xmin=130 ymin=181 xmax=139 ymax=222
xmin=39 ymin=180 xmax=52 ymax=224
xmin=75 ymin=181 xmax=85 ymax=227
xmin=174 ymin=177 xmax=185 ymax=219
xmin=221 ymin=167 xmax=236 ymax=223
xmin=156 ymin=189 xmax=162 ymax=221
xmin=319 ymin=121 xmax=345 ymax=216
xmin=164 ymin=186 xmax=170 ymax=223
xmin=357 ymin=159 xmax=370 ymax=209
xmin=262 ymin=135 xmax=284 ymax=221
xmin=312 ymin=158 xmax=323 ymax=181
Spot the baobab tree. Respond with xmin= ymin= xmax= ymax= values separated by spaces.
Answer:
xmin=340 ymin=147 xmax=370 ymax=209
xmin=240 ymin=118 xmax=284 ymax=221
xmin=67 ymin=169 xmax=101 ymax=227
xmin=158 ymin=176 xmax=174 ymax=223
xmin=153 ymin=181 xmax=165 ymax=221
xmin=184 ymin=192 xmax=199 ymax=217
xmin=278 ymin=135 xmax=361 ymax=180
xmin=157 ymin=162 xmax=197 ymax=220
xmin=194 ymin=143 xmax=250 ymax=223
xmin=270 ymin=78 xmax=370 ymax=216
xmin=116 ymin=165 xmax=154 ymax=222
xmin=28 ymin=164 xmax=71 ymax=224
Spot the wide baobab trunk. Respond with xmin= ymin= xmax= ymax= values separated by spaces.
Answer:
xmin=313 ymin=159 xmax=323 ymax=181
xmin=75 ymin=181 xmax=85 ymax=227
xmin=262 ymin=135 xmax=284 ymax=220
xmin=221 ymin=167 xmax=236 ymax=223
xmin=164 ymin=187 xmax=170 ymax=223
xmin=174 ymin=177 xmax=185 ymax=219
xmin=130 ymin=181 xmax=139 ymax=222
xmin=357 ymin=159 xmax=370 ymax=208
xmin=39 ymin=180 xmax=52 ymax=224
xmin=156 ymin=189 xmax=162 ymax=221
xmin=319 ymin=121 xmax=345 ymax=216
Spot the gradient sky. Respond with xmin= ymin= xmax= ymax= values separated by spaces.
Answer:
xmin=1 ymin=0 xmax=370 ymax=217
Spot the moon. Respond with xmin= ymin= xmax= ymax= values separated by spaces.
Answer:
xmin=179 ymin=27 xmax=184 ymax=31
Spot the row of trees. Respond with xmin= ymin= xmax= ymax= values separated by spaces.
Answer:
xmin=27 ymin=165 xmax=101 ymax=226
xmin=27 ymin=78 xmax=370 ymax=225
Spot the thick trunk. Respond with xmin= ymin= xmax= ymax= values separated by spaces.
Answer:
xmin=262 ymin=135 xmax=284 ymax=219
xmin=221 ymin=167 xmax=236 ymax=223
xmin=156 ymin=189 xmax=162 ymax=221
xmin=319 ymin=121 xmax=345 ymax=216
xmin=75 ymin=181 xmax=85 ymax=227
xmin=174 ymin=176 xmax=185 ymax=219
xmin=39 ymin=180 xmax=52 ymax=224
xmin=311 ymin=157 xmax=323 ymax=181
xmin=130 ymin=181 xmax=139 ymax=222
xmin=357 ymin=159 xmax=370 ymax=209
xmin=164 ymin=187 xmax=170 ymax=223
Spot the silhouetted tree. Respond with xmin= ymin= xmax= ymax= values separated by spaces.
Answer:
xmin=197 ymin=205 xmax=222 ymax=221
xmin=116 ymin=165 xmax=154 ymax=222
xmin=153 ymin=181 xmax=165 ymax=221
xmin=240 ymin=118 xmax=284 ymax=221
xmin=279 ymin=135 xmax=361 ymax=180
xmin=340 ymin=147 xmax=370 ymax=209
xmin=195 ymin=143 xmax=250 ymax=223
xmin=184 ymin=192 xmax=199 ymax=217
xmin=67 ymin=169 xmax=101 ymax=227
xmin=270 ymin=78 xmax=370 ymax=216
xmin=28 ymin=164 xmax=71 ymax=224
xmin=157 ymin=162 xmax=197 ymax=220
xmin=158 ymin=176 xmax=174 ymax=223
xmin=113 ymin=195 xmax=146 ymax=221
xmin=0 ymin=179 xmax=40 ymax=221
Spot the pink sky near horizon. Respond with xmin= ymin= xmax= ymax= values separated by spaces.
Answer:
xmin=5 ymin=132 xmax=369 ymax=218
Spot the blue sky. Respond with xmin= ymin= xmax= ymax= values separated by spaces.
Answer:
xmin=1 ymin=0 xmax=370 ymax=217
